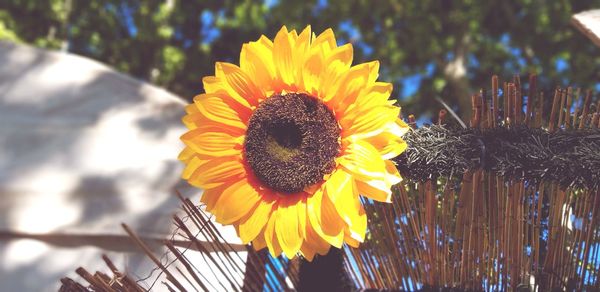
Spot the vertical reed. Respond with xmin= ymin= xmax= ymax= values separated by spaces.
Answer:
xmin=344 ymin=75 xmax=600 ymax=291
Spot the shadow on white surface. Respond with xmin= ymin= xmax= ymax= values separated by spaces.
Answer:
xmin=0 ymin=40 xmax=213 ymax=291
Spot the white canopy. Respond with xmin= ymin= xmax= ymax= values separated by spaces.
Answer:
xmin=0 ymin=41 xmax=243 ymax=291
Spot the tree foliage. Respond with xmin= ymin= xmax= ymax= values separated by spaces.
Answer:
xmin=1 ymin=0 xmax=599 ymax=119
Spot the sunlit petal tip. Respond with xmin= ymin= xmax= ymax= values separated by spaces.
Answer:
xmin=181 ymin=156 xmax=202 ymax=179
xmin=274 ymin=202 xmax=302 ymax=258
xmin=239 ymin=201 xmax=273 ymax=243
xmin=264 ymin=215 xmax=283 ymax=257
xmin=326 ymin=43 xmax=353 ymax=68
xmin=276 ymin=25 xmax=289 ymax=37
xmin=315 ymin=244 xmax=331 ymax=256
xmin=317 ymin=28 xmax=336 ymax=46
xmin=290 ymin=29 xmax=299 ymax=40
xmin=399 ymin=119 xmax=410 ymax=129
xmin=370 ymin=60 xmax=380 ymax=69
xmin=301 ymin=25 xmax=312 ymax=35
xmin=252 ymin=232 xmax=268 ymax=250
xmin=344 ymin=232 xmax=361 ymax=248
xmin=177 ymin=146 xmax=195 ymax=162
xmin=201 ymin=76 xmax=217 ymax=88
xmin=215 ymin=178 xmax=263 ymax=225
xmin=300 ymin=246 xmax=316 ymax=262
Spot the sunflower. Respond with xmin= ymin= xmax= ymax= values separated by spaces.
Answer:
xmin=179 ymin=25 xmax=408 ymax=260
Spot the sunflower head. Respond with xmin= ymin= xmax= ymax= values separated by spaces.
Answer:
xmin=179 ymin=25 xmax=408 ymax=260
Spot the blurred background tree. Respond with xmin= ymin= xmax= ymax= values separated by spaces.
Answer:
xmin=1 ymin=0 xmax=599 ymax=121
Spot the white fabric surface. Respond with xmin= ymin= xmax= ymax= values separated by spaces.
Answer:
xmin=572 ymin=9 xmax=600 ymax=48
xmin=0 ymin=41 xmax=243 ymax=291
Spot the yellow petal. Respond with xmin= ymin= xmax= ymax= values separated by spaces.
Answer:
xmin=324 ymin=58 xmax=366 ymax=103
xmin=181 ymin=156 xmax=205 ymax=180
xmin=347 ymin=204 xmax=367 ymax=243
xmin=325 ymin=170 xmax=358 ymax=216
xmin=188 ymin=156 xmax=245 ymax=189
xmin=240 ymin=40 xmax=275 ymax=94
xmin=214 ymin=177 xmax=262 ymax=225
xmin=302 ymin=27 xmax=345 ymax=96
xmin=275 ymin=199 xmax=303 ymax=258
xmin=178 ymin=146 xmax=195 ymax=162
xmin=257 ymin=34 xmax=274 ymax=49
xmin=307 ymin=187 xmax=344 ymax=248
xmin=324 ymin=169 xmax=353 ymax=204
xmin=201 ymin=75 xmax=222 ymax=94
xmin=292 ymin=26 xmax=311 ymax=89
xmin=181 ymin=114 xmax=200 ymax=130
xmin=324 ymin=170 xmax=366 ymax=242
xmin=338 ymin=139 xmax=387 ymax=182
xmin=193 ymin=93 xmax=249 ymax=130
xmin=312 ymin=28 xmax=337 ymax=54
xmin=252 ymin=230 xmax=268 ymax=250
xmin=264 ymin=211 xmax=283 ymax=257
xmin=344 ymin=230 xmax=361 ymax=248
xmin=345 ymin=82 xmax=392 ymax=116
xmin=185 ymin=103 xmax=200 ymax=115
xmin=296 ymin=197 xmax=307 ymax=241
xmin=202 ymin=75 xmax=255 ymax=119
xmin=355 ymin=179 xmax=392 ymax=203
xmin=182 ymin=113 xmax=245 ymax=136
xmin=289 ymin=28 xmax=299 ymax=41
xmin=239 ymin=199 xmax=274 ymax=244
xmin=324 ymin=43 xmax=353 ymax=71
xmin=316 ymin=59 xmax=349 ymax=102
xmin=384 ymin=159 xmax=403 ymax=185
xmin=300 ymin=245 xmax=316 ymax=262
xmin=327 ymin=61 xmax=387 ymax=121
xmin=367 ymin=60 xmax=380 ymax=83
xmin=303 ymin=212 xmax=331 ymax=256
xmin=302 ymin=51 xmax=324 ymax=95
xmin=201 ymin=183 xmax=229 ymax=213
xmin=181 ymin=130 xmax=244 ymax=157
xmin=364 ymin=130 xmax=408 ymax=160
xmin=342 ymin=105 xmax=400 ymax=139
xmin=338 ymin=138 xmax=399 ymax=202
xmin=390 ymin=118 xmax=411 ymax=137
xmin=273 ymin=26 xmax=295 ymax=86
xmin=216 ymin=62 xmax=263 ymax=106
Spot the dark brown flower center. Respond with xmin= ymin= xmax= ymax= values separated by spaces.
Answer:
xmin=244 ymin=93 xmax=340 ymax=194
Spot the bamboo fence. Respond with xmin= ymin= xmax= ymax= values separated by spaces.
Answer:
xmin=345 ymin=75 xmax=600 ymax=291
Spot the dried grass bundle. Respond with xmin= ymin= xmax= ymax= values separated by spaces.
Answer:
xmin=60 ymin=193 xmax=298 ymax=291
